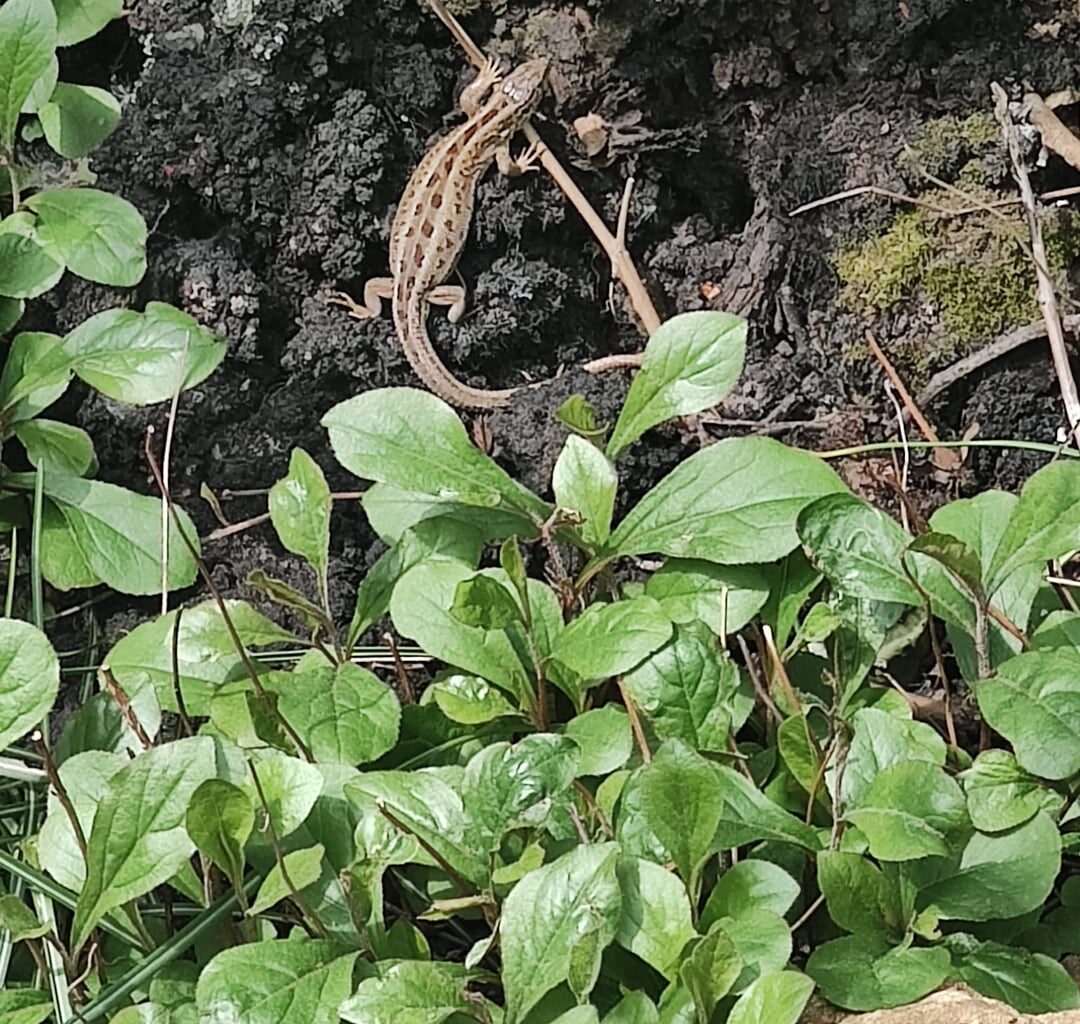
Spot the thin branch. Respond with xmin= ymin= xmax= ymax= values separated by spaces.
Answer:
xmin=617 ymin=677 xmax=651 ymax=763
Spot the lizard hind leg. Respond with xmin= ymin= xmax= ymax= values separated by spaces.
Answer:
xmin=459 ymin=56 xmax=503 ymax=116
xmin=326 ymin=277 xmax=395 ymax=321
xmin=427 ymin=283 xmax=467 ymax=324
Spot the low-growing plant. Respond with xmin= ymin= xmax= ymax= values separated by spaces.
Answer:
xmin=2 ymin=301 xmax=1079 ymax=1022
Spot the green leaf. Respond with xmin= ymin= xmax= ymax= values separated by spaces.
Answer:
xmin=62 ymin=302 xmax=226 ymax=404
xmin=564 ymin=705 xmax=632 ymax=775
xmin=602 ymin=436 xmax=845 ymax=565
xmin=0 ymin=0 xmax=56 ymax=148
xmin=501 ymin=843 xmax=621 ymax=1024
xmin=806 ymin=935 xmax=950 ymax=1011
xmin=556 ymin=394 xmax=603 ymax=439
xmin=0 ymin=990 xmax=53 ymax=1024
xmin=103 ymin=599 xmax=294 ymax=717
xmin=906 ymin=531 xmax=983 ymax=598
xmin=35 ymin=472 xmax=199 ymax=594
xmin=0 ymin=895 xmax=49 ymax=940
xmin=25 ymin=187 xmax=145 ymax=285
xmin=606 ymin=311 xmax=747 ymax=459
xmin=424 ymin=674 xmax=517 ymax=725
xmin=249 ymin=844 xmax=325 ymax=916
xmin=339 ymin=961 xmax=475 ymax=1024
xmin=679 ymin=926 xmax=742 ymax=1021
xmin=777 ymin=713 xmax=820 ymax=796
xmin=974 ymin=648 xmax=1080 ymax=780
xmin=461 ymin=734 xmax=579 ymax=852
xmin=246 ymin=750 xmax=324 ymax=839
xmin=185 ymin=779 xmax=254 ymax=882
xmin=798 ymin=493 xmax=919 ymax=605
xmin=603 ymin=992 xmax=658 ymax=1024
xmin=817 ymin=850 xmax=889 ymax=937
xmin=0 ymin=295 xmax=23 ymax=333
xmin=950 ymin=938 xmax=1080 ymax=1013
xmin=615 ymin=857 xmax=695 ymax=980
xmin=270 ymin=655 xmax=400 ymax=766
xmin=644 ymin=559 xmax=769 ymax=635
xmin=621 ymin=623 xmax=746 ymax=753
xmin=0 ymin=330 xmax=69 ymax=420
xmin=716 ymin=908 xmax=792 ymax=992
xmin=727 ymin=971 xmax=815 ymax=1024
xmin=52 ymin=0 xmax=122 ymax=45
xmin=846 ymin=761 xmax=968 ymax=861
xmin=268 ymin=448 xmax=330 ymax=579
xmin=72 ymin=735 xmax=215 ymax=951
xmin=0 ymin=212 xmax=64 ymax=297
xmin=551 ymin=596 xmax=672 ymax=680
xmin=15 ymin=417 xmax=96 ymax=474
xmin=452 ymin=572 xmax=523 ymax=629
xmin=960 ymin=750 xmax=1059 ymax=832
xmin=699 ymin=860 xmax=800 ymax=932
xmin=38 ymin=81 xmax=118 ymax=156
xmin=710 ymin=760 xmax=820 ymax=852
xmin=553 ymin=433 xmax=616 ymax=546
xmin=20 ymin=50 xmax=54 ymax=111
xmin=988 ymin=461 xmax=1080 ymax=593
xmin=323 ymin=388 xmax=550 ymax=525
xmin=0 ymin=617 xmax=58 ymax=749
xmin=917 ymin=812 xmax=1060 ymax=921
xmin=196 ymin=938 xmax=357 ymax=1024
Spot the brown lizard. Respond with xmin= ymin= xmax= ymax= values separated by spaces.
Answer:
xmin=328 ymin=57 xmax=549 ymax=408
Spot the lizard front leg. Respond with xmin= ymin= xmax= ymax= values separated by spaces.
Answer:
xmin=326 ymin=277 xmax=394 ymax=320
xmin=460 ymin=56 xmax=503 ymax=117
xmin=495 ymin=139 xmax=545 ymax=177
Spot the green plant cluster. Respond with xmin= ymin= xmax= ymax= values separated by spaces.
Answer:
xmin=2 ymin=304 xmax=1080 ymax=1023
xmin=0 ymin=0 xmax=226 ymax=599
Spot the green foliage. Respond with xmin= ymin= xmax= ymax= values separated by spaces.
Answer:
xmin=4 ymin=305 xmax=1080 ymax=1024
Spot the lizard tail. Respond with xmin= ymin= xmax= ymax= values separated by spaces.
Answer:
xmin=396 ymin=296 xmax=518 ymax=410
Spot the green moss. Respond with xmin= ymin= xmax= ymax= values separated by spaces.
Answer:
xmin=900 ymin=112 xmax=998 ymax=180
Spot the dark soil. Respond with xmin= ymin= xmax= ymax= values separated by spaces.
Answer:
xmin=41 ymin=0 xmax=1080 ymax=628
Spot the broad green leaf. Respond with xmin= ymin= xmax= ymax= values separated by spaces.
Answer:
xmin=552 ymin=596 xmax=671 ymax=681
xmin=20 ymin=50 xmax=54 ymax=110
xmin=846 ymin=761 xmax=967 ymax=861
xmin=268 ymin=448 xmax=330 ymax=579
xmin=622 ymin=623 xmax=746 ymax=753
xmin=249 ymin=844 xmax=325 ymax=916
xmin=0 ymin=0 xmax=56 ymax=147
xmin=185 ymin=779 xmax=254 ymax=882
xmin=564 ymin=705 xmax=632 ymax=775
xmin=727 ymin=971 xmax=815 ymax=1024
xmin=346 ymin=770 xmax=488 ymax=888
xmin=838 ymin=707 xmax=945 ymax=808
xmin=699 ymin=860 xmax=800 ymax=932
xmin=32 ymin=472 xmax=199 ymax=594
xmin=62 ymin=302 xmax=226 ymax=403
xmin=906 ymin=531 xmax=983 ymax=598
xmin=15 ymin=417 xmax=96 ymax=474
xmin=339 ymin=961 xmax=474 ymax=1024
xmin=606 ymin=311 xmax=747 ymax=459
xmin=602 ymin=436 xmax=845 ymax=565
xmin=615 ymin=857 xmax=695 ymax=980
xmin=103 ymin=599 xmax=294 ymax=717
xmin=974 ymin=648 xmax=1080 ymax=780
xmin=0 ymin=895 xmax=49 ymax=940
xmin=501 ymin=842 xmax=621 ymax=1024
xmin=644 ymin=559 xmax=769 ymax=635
xmin=988 ymin=460 xmax=1080 ymax=592
xmin=196 ymin=938 xmax=356 ymax=1024
xmin=72 ymin=736 xmax=215 ymax=951
xmin=38 ymin=749 xmax=126 ymax=889
xmin=0 ymin=990 xmax=53 ymax=1024
xmin=323 ymin=388 xmax=550 ymax=524
xmin=270 ymin=655 xmax=400 ymax=766
xmin=25 ymin=187 xmax=145 ymax=285
xmin=798 ymin=493 xmax=919 ymax=605
xmin=950 ymin=937 xmax=1080 ymax=1013
xmin=817 ymin=850 xmax=889 ymax=937
xmin=424 ymin=674 xmax=517 ymax=725
xmin=917 ymin=812 xmax=1060 ymax=921
xmin=680 ymin=926 xmax=742 ymax=1021
xmin=0 ymin=295 xmax=23 ymax=333
xmin=603 ymin=991 xmax=658 ymax=1024
xmin=710 ymin=760 xmax=820 ymax=852
xmin=553 ymin=433 xmax=616 ymax=546
xmin=806 ymin=935 xmax=950 ymax=1011
xmin=1032 ymin=609 xmax=1080 ymax=650
xmin=960 ymin=750 xmax=1059 ymax=832
xmin=777 ymin=713 xmax=821 ymax=797
xmin=715 ymin=909 xmax=792 ymax=992
xmin=0 ymin=212 xmax=64 ymax=297
xmin=246 ymin=750 xmax=323 ymax=839
xmin=452 ymin=573 xmax=523 ymax=629
xmin=0 ymin=618 xmax=58 ymax=749
xmin=461 ymin=734 xmax=579 ymax=852
xmin=0 ymin=330 xmax=69 ymax=420
xmin=38 ymin=81 xmax=118 ymax=156
xmin=636 ymin=739 xmax=724 ymax=882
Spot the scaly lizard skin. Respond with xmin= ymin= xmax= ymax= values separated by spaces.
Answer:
xmin=329 ymin=58 xmax=548 ymax=408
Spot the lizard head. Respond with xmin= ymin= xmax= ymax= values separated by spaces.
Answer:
xmin=500 ymin=58 xmax=549 ymax=109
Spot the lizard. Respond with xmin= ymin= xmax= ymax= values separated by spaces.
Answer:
xmin=328 ymin=56 xmax=549 ymax=408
